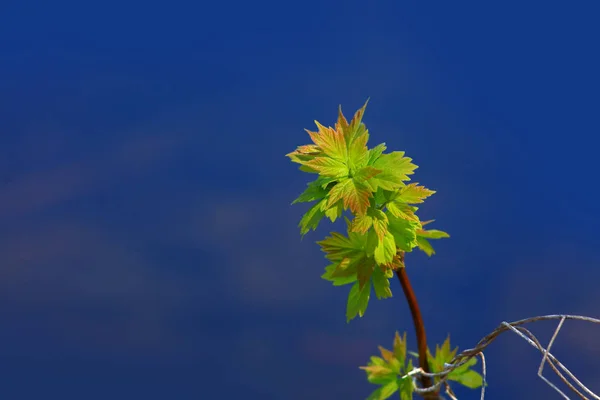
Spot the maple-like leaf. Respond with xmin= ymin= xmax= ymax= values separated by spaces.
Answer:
xmin=291 ymin=180 xmax=328 ymax=204
xmin=324 ymin=201 xmax=343 ymax=222
xmin=356 ymin=256 xmax=376 ymax=290
xmin=347 ymin=129 xmax=370 ymax=171
xmin=304 ymin=156 xmax=348 ymax=178
xmin=366 ymin=380 xmax=399 ymax=400
xmin=393 ymin=332 xmax=407 ymax=363
xmin=298 ymin=199 xmax=327 ymax=235
xmin=427 ymin=336 xmax=484 ymax=390
xmin=374 ymin=231 xmax=396 ymax=265
xmin=417 ymin=229 xmax=450 ymax=239
xmin=396 ymin=183 xmax=436 ymax=204
xmin=317 ymin=230 xmax=365 ymax=262
xmin=386 ymin=214 xmax=419 ymax=252
xmin=351 ymin=208 xmax=387 ymax=238
xmin=386 ymin=201 xmax=419 ymax=222
xmin=372 ymin=266 xmax=393 ymax=299
xmin=327 ymin=177 xmax=372 ymax=215
xmin=286 ymin=143 xmax=321 ymax=163
xmin=346 ymin=280 xmax=371 ymax=322
xmin=289 ymin=102 xmax=385 ymax=221
xmin=361 ymin=331 xmax=416 ymax=400
xmin=319 ymin=227 xmax=378 ymax=288
xmin=367 ymin=151 xmax=418 ymax=191
xmin=321 ymin=263 xmax=358 ymax=286
xmin=307 ymin=122 xmax=348 ymax=162
xmin=351 ymin=213 xmax=373 ymax=234
xmin=343 ymin=99 xmax=369 ymax=142
xmin=415 ymin=227 xmax=449 ymax=256
xmin=415 ymin=236 xmax=435 ymax=256
xmin=368 ymin=143 xmax=387 ymax=165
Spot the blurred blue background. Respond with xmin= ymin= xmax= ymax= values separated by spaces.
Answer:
xmin=1 ymin=1 xmax=599 ymax=399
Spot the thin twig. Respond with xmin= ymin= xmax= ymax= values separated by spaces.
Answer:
xmin=404 ymin=314 xmax=600 ymax=399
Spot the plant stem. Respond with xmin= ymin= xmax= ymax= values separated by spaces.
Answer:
xmin=395 ymin=253 xmax=439 ymax=399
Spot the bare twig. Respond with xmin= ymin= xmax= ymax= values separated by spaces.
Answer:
xmin=404 ymin=314 xmax=600 ymax=399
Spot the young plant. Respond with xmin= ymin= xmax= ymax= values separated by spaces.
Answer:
xmin=287 ymin=101 xmax=483 ymax=399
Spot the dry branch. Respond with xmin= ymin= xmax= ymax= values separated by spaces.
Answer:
xmin=405 ymin=314 xmax=600 ymax=399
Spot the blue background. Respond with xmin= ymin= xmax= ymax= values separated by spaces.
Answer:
xmin=1 ymin=1 xmax=599 ymax=399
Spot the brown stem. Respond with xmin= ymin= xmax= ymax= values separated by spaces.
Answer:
xmin=395 ymin=253 xmax=439 ymax=399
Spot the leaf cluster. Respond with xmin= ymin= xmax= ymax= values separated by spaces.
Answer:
xmin=361 ymin=333 xmax=483 ymax=399
xmin=425 ymin=336 xmax=484 ymax=390
xmin=287 ymin=101 xmax=449 ymax=321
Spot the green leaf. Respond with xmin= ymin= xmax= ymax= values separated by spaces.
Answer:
xmin=447 ymin=356 xmax=483 ymax=389
xmin=368 ymin=143 xmax=387 ymax=165
xmin=356 ymin=257 xmax=376 ymax=290
xmin=304 ymin=156 xmax=349 ymax=178
xmin=387 ymin=215 xmax=419 ymax=252
xmin=374 ymin=231 xmax=396 ymax=265
xmin=321 ymin=263 xmax=357 ymax=286
xmin=386 ymin=201 xmax=419 ymax=222
xmin=372 ymin=266 xmax=393 ymax=299
xmin=292 ymin=180 xmax=329 ymax=204
xmin=365 ymin=229 xmax=379 ymax=257
xmin=317 ymin=231 xmax=365 ymax=262
xmin=423 ymin=336 xmax=484 ymax=390
xmin=286 ymin=144 xmax=322 ymax=167
xmin=371 ymin=209 xmax=389 ymax=241
xmin=347 ymin=130 xmax=370 ymax=171
xmin=373 ymin=187 xmax=388 ymax=205
xmin=306 ymin=122 xmax=348 ymax=162
xmin=329 ymin=258 xmax=358 ymax=278
xmin=392 ymin=332 xmax=407 ymax=365
xmin=366 ymin=379 xmax=399 ymax=400
xmin=396 ymin=183 xmax=436 ymax=204
xmin=351 ymin=208 xmax=388 ymax=239
xmin=298 ymin=199 xmax=327 ymax=235
xmin=361 ymin=357 xmax=396 ymax=385
xmin=346 ymin=280 xmax=371 ymax=322
xmin=324 ymin=201 xmax=343 ymax=222
xmin=367 ymin=152 xmax=417 ymax=191
xmin=348 ymin=99 xmax=370 ymax=141
xmin=351 ymin=213 xmax=374 ymax=234
xmin=398 ymin=374 xmax=414 ymax=400
xmin=426 ymin=335 xmax=483 ymax=389
xmin=336 ymin=104 xmax=351 ymax=141
xmin=448 ymin=368 xmax=483 ymax=389
xmin=328 ymin=177 xmax=372 ymax=215
xmin=415 ymin=237 xmax=435 ymax=256
xmin=354 ymin=165 xmax=382 ymax=181
xmin=417 ymin=229 xmax=450 ymax=239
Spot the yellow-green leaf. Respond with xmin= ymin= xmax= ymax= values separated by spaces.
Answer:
xmin=304 ymin=156 xmax=348 ymax=178
xmin=356 ymin=257 xmax=376 ymax=290
xmin=374 ymin=231 xmax=396 ymax=265
xmin=371 ymin=209 xmax=389 ymax=241
xmin=346 ymin=280 xmax=371 ymax=322
xmin=415 ymin=236 xmax=435 ymax=256
xmin=351 ymin=213 xmax=373 ymax=234
xmin=298 ymin=199 xmax=327 ymax=236
xmin=368 ymin=152 xmax=418 ymax=191
xmin=397 ymin=183 xmax=436 ymax=204
xmin=386 ymin=201 xmax=419 ymax=222
xmin=347 ymin=131 xmax=370 ymax=170
xmin=393 ymin=332 xmax=407 ymax=364
xmin=321 ymin=263 xmax=357 ymax=286
xmin=372 ymin=266 xmax=393 ymax=299
xmin=307 ymin=123 xmax=348 ymax=162
xmin=328 ymin=177 xmax=372 ymax=215
xmin=417 ymin=229 xmax=450 ymax=239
